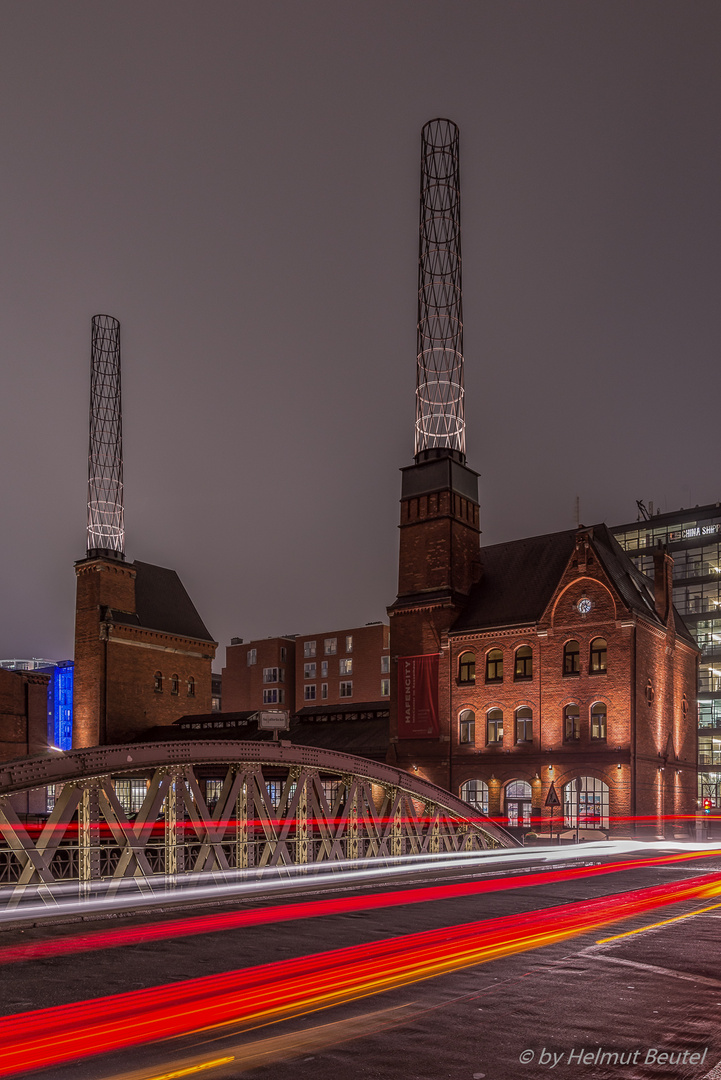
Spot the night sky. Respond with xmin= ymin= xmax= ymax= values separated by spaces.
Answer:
xmin=1 ymin=3 xmax=720 ymax=668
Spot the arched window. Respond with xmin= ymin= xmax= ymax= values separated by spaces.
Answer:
xmin=459 ymin=709 xmax=475 ymax=744
xmin=460 ymin=779 xmax=488 ymax=815
xmin=505 ymin=780 xmax=532 ymax=828
xmin=591 ymin=702 xmax=607 ymax=740
xmin=486 ymin=649 xmax=503 ymax=683
xmin=458 ymin=651 xmax=476 ymax=684
xmin=514 ymin=646 xmax=532 ymax=680
xmin=154 ymin=671 xmax=163 ymax=693
xmin=486 ymin=708 xmax=503 ymax=744
xmin=564 ymin=704 xmax=580 ymax=741
xmin=170 ymin=673 xmax=179 ymax=695
xmin=515 ymin=707 xmax=533 ymax=743
xmin=590 ymin=637 xmax=607 ymax=674
xmin=564 ymin=640 xmax=580 ymax=675
xmin=563 ymin=777 xmax=609 ymax=829
xmin=187 ymin=676 xmax=195 ymax=697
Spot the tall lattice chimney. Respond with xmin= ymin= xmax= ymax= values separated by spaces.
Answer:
xmin=87 ymin=314 xmax=124 ymax=559
xmin=415 ymin=118 xmax=465 ymax=462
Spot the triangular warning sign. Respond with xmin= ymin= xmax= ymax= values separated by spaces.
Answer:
xmin=545 ymin=781 xmax=561 ymax=808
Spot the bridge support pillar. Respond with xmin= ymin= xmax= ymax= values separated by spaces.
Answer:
xmin=164 ymin=769 xmax=185 ymax=884
xmin=235 ymin=779 xmax=251 ymax=870
xmin=79 ymin=781 xmax=102 ymax=894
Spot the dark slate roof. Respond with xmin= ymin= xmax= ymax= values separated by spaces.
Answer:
xmin=123 ymin=561 xmax=215 ymax=642
xmin=294 ymin=700 xmax=390 ymax=720
xmin=452 ymin=523 xmax=696 ymax=647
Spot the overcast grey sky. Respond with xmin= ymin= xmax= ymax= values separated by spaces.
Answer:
xmin=1 ymin=2 xmax=720 ymax=668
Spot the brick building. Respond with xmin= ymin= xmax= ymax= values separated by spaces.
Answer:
xmin=388 ymin=449 xmax=698 ymax=839
xmin=0 ymin=667 xmax=51 ymax=814
xmin=73 ymin=554 xmax=217 ymax=747
xmin=221 ymin=624 xmax=390 ymax=716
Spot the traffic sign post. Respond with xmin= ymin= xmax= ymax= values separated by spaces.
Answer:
xmin=545 ymin=780 xmax=560 ymax=843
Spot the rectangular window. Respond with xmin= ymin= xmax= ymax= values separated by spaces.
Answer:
xmin=345 ymin=635 xmax=353 ymax=653
xmin=324 ymin=638 xmax=337 ymax=655
xmin=321 ymin=682 xmax=328 ymax=699
xmin=263 ymin=688 xmax=285 ymax=704
xmin=486 ymin=717 xmax=503 ymax=744
xmin=340 ymin=681 xmax=353 ymax=698
xmin=459 ymin=715 xmax=475 ymax=744
xmin=263 ymin=667 xmax=283 ymax=684
xmin=304 ymin=662 xmax=316 ymax=679
xmin=265 ymin=780 xmax=282 ymax=810
xmin=205 ymin=779 xmax=223 ymax=806
xmin=280 ymin=647 xmax=287 ymax=662
xmin=381 ymin=654 xmax=390 ymax=674
xmin=380 ymin=678 xmax=390 ymax=697
xmin=113 ymin=779 xmax=147 ymax=815
xmin=304 ymin=684 xmax=317 ymax=701
xmin=247 ymin=648 xmax=257 ymax=666
xmin=304 ymin=640 xmax=316 ymax=658
xmin=46 ymin=784 xmax=56 ymax=814
xmin=339 ymin=658 xmax=353 ymax=675
xmin=321 ymin=660 xmax=328 ymax=677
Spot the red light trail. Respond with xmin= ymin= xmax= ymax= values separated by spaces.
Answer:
xmin=0 ymin=866 xmax=719 ymax=1075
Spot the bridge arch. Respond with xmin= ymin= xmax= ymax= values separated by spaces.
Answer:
xmin=0 ymin=740 xmax=516 ymax=888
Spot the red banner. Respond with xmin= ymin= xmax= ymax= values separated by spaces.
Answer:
xmin=397 ymin=654 xmax=440 ymax=739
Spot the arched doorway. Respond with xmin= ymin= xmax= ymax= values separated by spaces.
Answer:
xmin=504 ymin=780 xmax=532 ymax=829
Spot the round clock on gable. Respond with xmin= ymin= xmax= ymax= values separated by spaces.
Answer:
xmin=577 ymin=597 xmax=592 ymax=615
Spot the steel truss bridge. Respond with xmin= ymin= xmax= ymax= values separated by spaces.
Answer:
xmin=0 ymin=742 xmax=515 ymax=892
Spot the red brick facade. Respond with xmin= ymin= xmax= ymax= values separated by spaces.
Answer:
xmin=73 ymin=556 xmax=216 ymax=747
xmin=389 ymin=456 xmax=698 ymax=839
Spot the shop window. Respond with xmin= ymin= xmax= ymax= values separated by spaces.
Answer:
xmin=458 ymin=651 xmax=476 ymax=684
xmin=563 ymin=640 xmax=580 ymax=675
xmin=486 ymin=649 xmax=503 ymax=683
xmin=514 ymin=646 xmax=533 ymax=680
xmin=563 ymin=777 xmax=609 ymax=829
xmin=460 ymin=779 xmax=488 ymax=815
xmin=590 ymin=638 xmax=607 ymax=674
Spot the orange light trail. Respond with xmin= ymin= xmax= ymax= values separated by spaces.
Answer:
xmin=1 ymin=847 xmax=718 ymax=966
xmin=0 ymin=867 xmax=719 ymax=1076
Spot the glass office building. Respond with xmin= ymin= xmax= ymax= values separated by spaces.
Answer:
xmin=613 ymin=502 xmax=721 ymax=807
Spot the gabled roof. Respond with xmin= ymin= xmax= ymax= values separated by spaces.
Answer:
xmin=110 ymin=561 xmax=215 ymax=642
xmin=451 ymin=523 xmax=696 ymax=647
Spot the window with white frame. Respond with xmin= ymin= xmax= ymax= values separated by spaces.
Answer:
xmin=321 ymin=660 xmax=328 ymax=677
xmin=263 ymin=688 xmax=285 ymax=704
xmin=324 ymin=638 xmax=337 ymax=655
xmin=263 ymin=667 xmax=283 ymax=684
xmin=340 ymin=681 xmax=352 ymax=698
xmin=381 ymin=654 xmax=390 ymax=674
xmin=563 ymin=777 xmax=609 ymax=829
xmin=460 ymin=779 xmax=489 ymax=815
xmin=247 ymin=648 xmax=257 ymax=666
xmin=381 ymin=678 xmax=390 ymax=696
xmin=345 ymin=635 xmax=353 ymax=653
xmin=304 ymin=684 xmax=317 ymax=701
xmin=304 ymin=662 xmax=316 ymax=679
xmin=321 ymin=683 xmax=328 ymax=699
xmin=304 ymin=640 xmax=316 ymax=658
xmin=339 ymin=658 xmax=353 ymax=675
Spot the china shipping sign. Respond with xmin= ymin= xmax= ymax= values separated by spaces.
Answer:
xmin=398 ymin=654 xmax=440 ymax=739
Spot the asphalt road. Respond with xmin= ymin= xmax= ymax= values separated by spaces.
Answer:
xmin=3 ymin=849 xmax=721 ymax=1080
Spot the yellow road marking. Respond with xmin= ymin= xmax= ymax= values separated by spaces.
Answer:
xmin=144 ymin=1058 xmax=235 ymax=1080
xmin=597 ymin=900 xmax=721 ymax=943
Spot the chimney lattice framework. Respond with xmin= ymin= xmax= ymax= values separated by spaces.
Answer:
xmin=87 ymin=314 xmax=124 ymax=557
xmin=415 ymin=118 xmax=465 ymax=459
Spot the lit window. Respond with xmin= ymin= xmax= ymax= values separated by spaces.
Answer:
xmin=514 ymin=646 xmax=532 ymax=680
xmin=340 ymin=658 xmax=353 ymax=675
xmin=459 ymin=709 xmax=475 ymax=744
xmin=381 ymin=654 xmax=390 ymax=674
xmin=460 ymin=779 xmax=488 ymax=815
xmin=304 ymin=685 xmax=317 ymax=701
xmin=515 ymin=707 xmax=533 ymax=742
xmin=591 ymin=702 xmax=607 ymax=740
xmin=154 ymin=671 xmax=163 ymax=693
xmin=113 ymin=779 xmax=147 ymax=815
xmin=321 ymin=660 xmax=328 ymax=677
xmin=205 ymin=779 xmax=223 ymax=807
xmin=564 ymin=640 xmax=580 ymax=675
xmin=340 ymin=681 xmax=353 ymax=698
xmin=487 ymin=708 xmax=503 ymax=744
xmin=380 ymin=678 xmax=390 ymax=697
xmin=304 ymin=640 xmax=316 ymax=658
xmin=564 ymin=704 xmax=580 ymax=741
xmin=345 ymin=635 xmax=353 ymax=653
xmin=590 ymin=638 xmax=607 ymax=674
xmin=324 ymin=638 xmax=337 ymax=655
xmin=266 ymin=780 xmax=282 ymax=810
xmin=46 ymin=784 xmax=56 ymax=814
xmin=321 ymin=779 xmax=341 ymax=807
xmin=486 ymin=649 xmax=503 ymax=682
xmin=187 ymin=676 xmax=195 ymax=697
xmin=563 ymin=777 xmax=609 ymax=829
xmin=247 ymin=648 xmax=257 ymax=666
xmin=170 ymin=674 xmax=179 ymax=695
xmin=458 ymin=651 xmax=475 ymax=683
xmin=321 ymin=682 xmax=328 ymax=699
xmin=304 ymin=663 xmax=316 ymax=679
